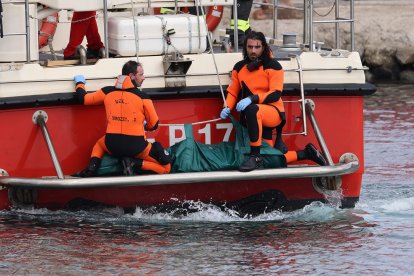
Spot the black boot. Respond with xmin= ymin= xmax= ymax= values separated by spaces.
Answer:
xmin=79 ymin=157 xmax=101 ymax=177
xmin=122 ymin=157 xmax=143 ymax=176
xmin=302 ymin=143 xmax=327 ymax=166
xmin=239 ymin=155 xmax=263 ymax=172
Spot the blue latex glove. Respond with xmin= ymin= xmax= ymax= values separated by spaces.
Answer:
xmin=220 ymin=107 xmax=230 ymax=119
xmin=236 ymin=97 xmax=252 ymax=112
xmin=74 ymin=75 xmax=86 ymax=84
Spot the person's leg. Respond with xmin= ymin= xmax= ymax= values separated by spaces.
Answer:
xmin=79 ymin=136 xmax=109 ymax=177
xmin=135 ymin=143 xmax=172 ymax=174
xmin=85 ymin=13 xmax=105 ymax=58
xmin=230 ymin=0 xmax=253 ymax=47
xmin=283 ymin=144 xmax=327 ymax=165
xmin=239 ymin=104 xmax=281 ymax=171
xmin=122 ymin=142 xmax=172 ymax=175
xmin=297 ymin=143 xmax=327 ymax=165
xmin=262 ymin=126 xmax=274 ymax=148
xmin=64 ymin=11 xmax=96 ymax=59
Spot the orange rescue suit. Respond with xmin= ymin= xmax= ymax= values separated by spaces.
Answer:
xmin=76 ymin=75 xmax=171 ymax=174
xmin=76 ymin=75 xmax=159 ymax=136
xmin=225 ymin=58 xmax=285 ymax=148
xmin=226 ymin=58 xmax=284 ymax=113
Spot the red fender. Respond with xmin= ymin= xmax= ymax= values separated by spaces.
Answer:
xmin=206 ymin=6 xmax=223 ymax=32
xmin=153 ymin=6 xmax=223 ymax=32
xmin=38 ymin=13 xmax=58 ymax=49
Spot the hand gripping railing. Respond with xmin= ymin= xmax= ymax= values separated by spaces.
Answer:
xmin=32 ymin=110 xmax=64 ymax=179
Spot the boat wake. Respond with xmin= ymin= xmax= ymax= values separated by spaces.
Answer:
xmin=0 ymin=199 xmax=358 ymax=225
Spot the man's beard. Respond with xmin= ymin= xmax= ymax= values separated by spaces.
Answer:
xmin=132 ymin=79 xmax=140 ymax=88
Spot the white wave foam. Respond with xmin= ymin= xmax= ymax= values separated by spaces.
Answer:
xmin=380 ymin=197 xmax=414 ymax=212
xmin=130 ymin=200 xmax=341 ymax=223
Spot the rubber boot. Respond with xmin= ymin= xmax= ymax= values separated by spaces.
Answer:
xmin=238 ymin=146 xmax=263 ymax=172
xmin=79 ymin=157 xmax=101 ymax=177
xmin=239 ymin=154 xmax=263 ymax=172
xmin=122 ymin=157 xmax=143 ymax=176
xmin=297 ymin=143 xmax=327 ymax=166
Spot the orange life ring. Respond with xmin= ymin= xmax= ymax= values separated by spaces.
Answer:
xmin=153 ymin=6 xmax=223 ymax=32
xmin=38 ymin=13 xmax=58 ymax=49
xmin=206 ymin=6 xmax=223 ymax=32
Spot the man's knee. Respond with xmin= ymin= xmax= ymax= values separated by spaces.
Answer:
xmin=149 ymin=142 xmax=174 ymax=165
xmin=243 ymin=104 xmax=258 ymax=116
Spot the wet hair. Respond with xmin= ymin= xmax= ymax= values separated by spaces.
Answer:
xmin=242 ymin=31 xmax=272 ymax=62
xmin=122 ymin=60 xmax=142 ymax=75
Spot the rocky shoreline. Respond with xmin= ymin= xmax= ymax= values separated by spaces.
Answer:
xmin=247 ymin=0 xmax=414 ymax=83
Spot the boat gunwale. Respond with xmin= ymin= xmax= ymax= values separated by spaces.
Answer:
xmin=0 ymin=160 xmax=359 ymax=189
xmin=0 ymin=83 xmax=377 ymax=110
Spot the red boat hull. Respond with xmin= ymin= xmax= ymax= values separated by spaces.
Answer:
xmin=0 ymin=95 xmax=364 ymax=212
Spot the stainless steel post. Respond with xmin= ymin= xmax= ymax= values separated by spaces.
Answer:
xmin=103 ymin=0 xmax=109 ymax=58
xmin=335 ymin=0 xmax=339 ymax=49
xmin=309 ymin=0 xmax=313 ymax=51
xmin=25 ymin=0 xmax=30 ymax=62
xmin=233 ymin=0 xmax=238 ymax=52
xmin=32 ymin=111 xmax=64 ymax=179
xmin=290 ymin=54 xmax=307 ymax=136
xmin=303 ymin=0 xmax=308 ymax=44
xmin=305 ymin=100 xmax=334 ymax=165
xmin=272 ymin=0 xmax=278 ymax=39
xmin=350 ymin=0 xmax=355 ymax=51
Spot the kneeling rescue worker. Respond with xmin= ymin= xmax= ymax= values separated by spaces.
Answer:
xmin=74 ymin=60 xmax=174 ymax=177
xmin=220 ymin=31 xmax=327 ymax=172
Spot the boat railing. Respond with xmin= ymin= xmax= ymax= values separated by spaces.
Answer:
xmin=253 ymin=0 xmax=355 ymax=51
xmin=11 ymin=0 xmax=356 ymax=65
xmin=305 ymin=0 xmax=355 ymax=51
xmin=278 ymin=53 xmax=334 ymax=166
xmin=304 ymin=99 xmax=334 ymax=165
xmin=283 ymin=53 xmax=308 ymax=137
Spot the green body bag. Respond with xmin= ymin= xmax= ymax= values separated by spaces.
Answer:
xmin=167 ymin=116 xmax=286 ymax=173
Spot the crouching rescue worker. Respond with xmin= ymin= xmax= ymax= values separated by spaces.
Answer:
xmin=74 ymin=60 xmax=173 ymax=177
xmin=219 ymin=31 xmax=327 ymax=172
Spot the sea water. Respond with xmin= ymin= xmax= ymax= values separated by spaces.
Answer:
xmin=0 ymin=83 xmax=413 ymax=275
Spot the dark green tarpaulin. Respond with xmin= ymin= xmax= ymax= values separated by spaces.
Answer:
xmin=167 ymin=116 xmax=287 ymax=173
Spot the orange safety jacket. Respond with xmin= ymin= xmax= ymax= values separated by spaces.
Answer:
xmin=226 ymin=57 xmax=284 ymax=113
xmin=75 ymin=75 xmax=159 ymax=136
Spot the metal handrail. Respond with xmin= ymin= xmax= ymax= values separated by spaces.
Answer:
xmin=24 ymin=0 xmax=30 ymax=62
xmin=0 ymin=160 xmax=359 ymax=189
xmin=32 ymin=110 xmax=64 ymax=179
xmin=251 ymin=0 xmax=355 ymax=50
xmin=292 ymin=54 xmax=307 ymax=136
xmin=304 ymin=100 xmax=334 ymax=165
xmin=306 ymin=0 xmax=355 ymax=51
